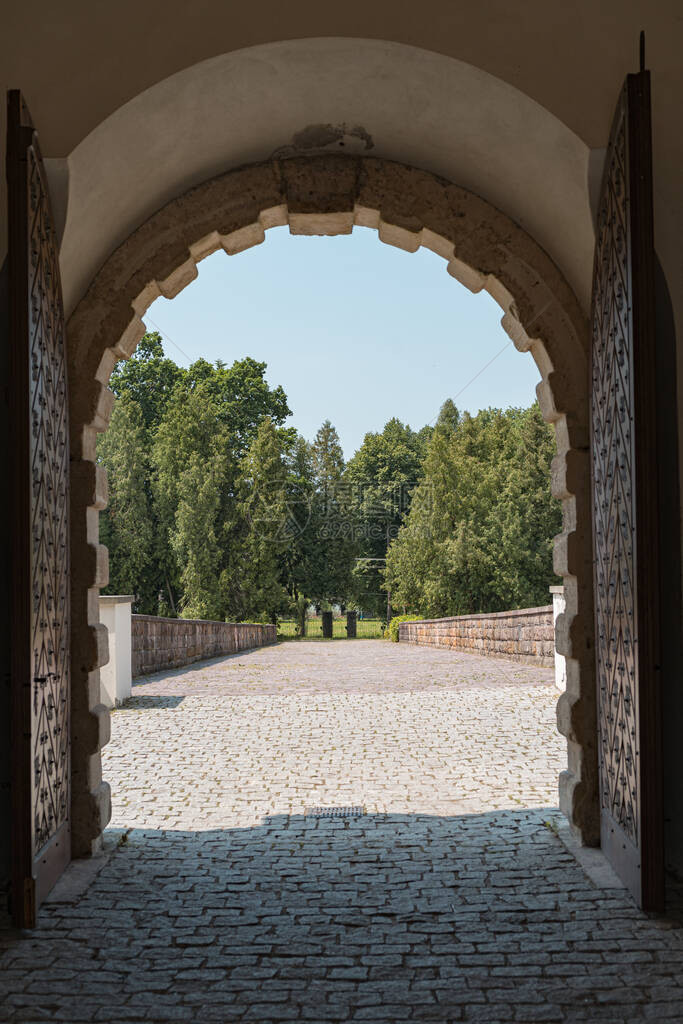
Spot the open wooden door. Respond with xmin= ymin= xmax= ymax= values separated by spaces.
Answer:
xmin=8 ymin=90 xmax=71 ymax=927
xmin=591 ymin=64 xmax=663 ymax=910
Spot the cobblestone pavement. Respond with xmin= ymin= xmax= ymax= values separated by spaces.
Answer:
xmin=107 ymin=641 xmax=562 ymax=827
xmin=2 ymin=640 xmax=683 ymax=1023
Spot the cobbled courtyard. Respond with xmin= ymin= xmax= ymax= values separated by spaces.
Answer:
xmin=3 ymin=640 xmax=683 ymax=1023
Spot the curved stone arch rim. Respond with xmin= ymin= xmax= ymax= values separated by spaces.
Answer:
xmin=66 ymin=154 xmax=597 ymax=856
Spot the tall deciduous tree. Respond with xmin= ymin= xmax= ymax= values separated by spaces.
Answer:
xmin=109 ymin=332 xmax=185 ymax=431
xmin=178 ymin=355 xmax=291 ymax=455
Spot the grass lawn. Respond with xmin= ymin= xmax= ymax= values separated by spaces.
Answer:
xmin=278 ymin=618 xmax=385 ymax=640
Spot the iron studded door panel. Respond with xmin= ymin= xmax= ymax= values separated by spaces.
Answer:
xmin=8 ymin=90 xmax=71 ymax=928
xmin=591 ymin=69 xmax=662 ymax=910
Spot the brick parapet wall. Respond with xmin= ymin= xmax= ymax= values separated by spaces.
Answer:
xmin=399 ymin=606 xmax=554 ymax=665
xmin=132 ymin=616 xmax=277 ymax=678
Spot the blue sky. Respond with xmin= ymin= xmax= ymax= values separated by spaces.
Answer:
xmin=147 ymin=226 xmax=540 ymax=459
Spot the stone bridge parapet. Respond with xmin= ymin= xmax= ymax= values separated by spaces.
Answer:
xmin=132 ymin=616 xmax=277 ymax=677
xmin=399 ymin=606 xmax=554 ymax=666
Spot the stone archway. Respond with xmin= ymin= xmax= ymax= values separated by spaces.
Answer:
xmin=66 ymin=154 xmax=594 ymax=857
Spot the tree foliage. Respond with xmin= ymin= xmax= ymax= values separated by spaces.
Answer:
xmin=310 ymin=421 xmax=355 ymax=605
xmin=109 ymin=332 xmax=184 ymax=431
xmin=99 ymin=334 xmax=560 ymax=625
xmin=386 ymin=402 xmax=561 ymax=616
xmin=344 ymin=418 xmax=428 ymax=615
xmin=98 ymin=394 xmax=156 ymax=610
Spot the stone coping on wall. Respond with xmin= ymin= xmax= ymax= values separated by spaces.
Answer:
xmin=132 ymin=614 xmax=271 ymax=626
xmin=399 ymin=605 xmax=554 ymax=666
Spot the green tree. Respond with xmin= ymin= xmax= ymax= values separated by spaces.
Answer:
xmin=175 ymin=355 xmax=291 ymax=456
xmin=107 ymin=344 xmax=293 ymax=618
xmin=310 ymin=421 xmax=355 ymax=605
xmin=172 ymin=450 xmax=229 ymax=620
xmin=98 ymin=395 xmax=156 ymax=611
xmin=109 ymin=332 xmax=185 ymax=431
xmin=280 ymin=435 xmax=323 ymax=630
xmin=344 ymin=418 xmax=428 ymax=615
xmin=311 ymin=419 xmax=345 ymax=485
xmin=152 ymin=381 xmax=238 ymax=618
xmin=386 ymin=401 xmax=561 ymax=616
xmin=236 ymin=417 xmax=292 ymax=622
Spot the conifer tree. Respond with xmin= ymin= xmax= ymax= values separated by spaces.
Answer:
xmin=236 ymin=417 xmax=291 ymax=622
xmin=98 ymin=395 xmax=156 ymax=611
xmin=386 ymin=402 xmax=560 ymax=616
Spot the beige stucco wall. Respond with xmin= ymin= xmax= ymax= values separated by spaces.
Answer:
xmin=53 ymin=39 xmax=593 ymax=318
xmin=1 ymin=2 xmax=678 ymax=155
xmin=0 ymin=4 xmax=680 ymax=300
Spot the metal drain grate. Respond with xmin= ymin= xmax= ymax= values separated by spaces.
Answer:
xmin=305 ymin=805 xmax=366 ymax=818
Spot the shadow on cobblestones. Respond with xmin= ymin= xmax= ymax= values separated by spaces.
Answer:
xmin=6 ymin=645 xmax=678 ymax=1021
xmin=3 ymin=810 xmax=683 ymax=1023
xmin=122 ymin=695 xmax=187 ymax=710
xmin=128 ymin=641 xmax=556 ymax=700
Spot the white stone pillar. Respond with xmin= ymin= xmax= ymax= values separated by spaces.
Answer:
xmin=99 ymin=596 xmax=134 ymax=708
xmin=549 ymin=585 xmax=566 ymax=691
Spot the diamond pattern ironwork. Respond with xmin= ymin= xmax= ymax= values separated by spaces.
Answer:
xmin=592 ymin=94 xmax=639 ymax=845
xmin=26 ymin=143 xmax=70 ymax=857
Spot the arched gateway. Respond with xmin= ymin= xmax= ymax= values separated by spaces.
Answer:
xmin=67 ymin=155 xmax=594 ymax=851
xmin=7 ymin=55 xmax=675 ymax=926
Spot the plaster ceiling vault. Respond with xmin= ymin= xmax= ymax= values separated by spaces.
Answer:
xmin=2 ymin=2 xmax=679 ymax=331
xmin=49 ymin=39 xmax=594 ymax=318
xmin=2 ymin=1 xmax=681 ymax=334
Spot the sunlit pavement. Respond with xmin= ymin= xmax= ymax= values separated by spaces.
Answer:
xmin=3 ymin=641 xmax=683 ymax=1022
